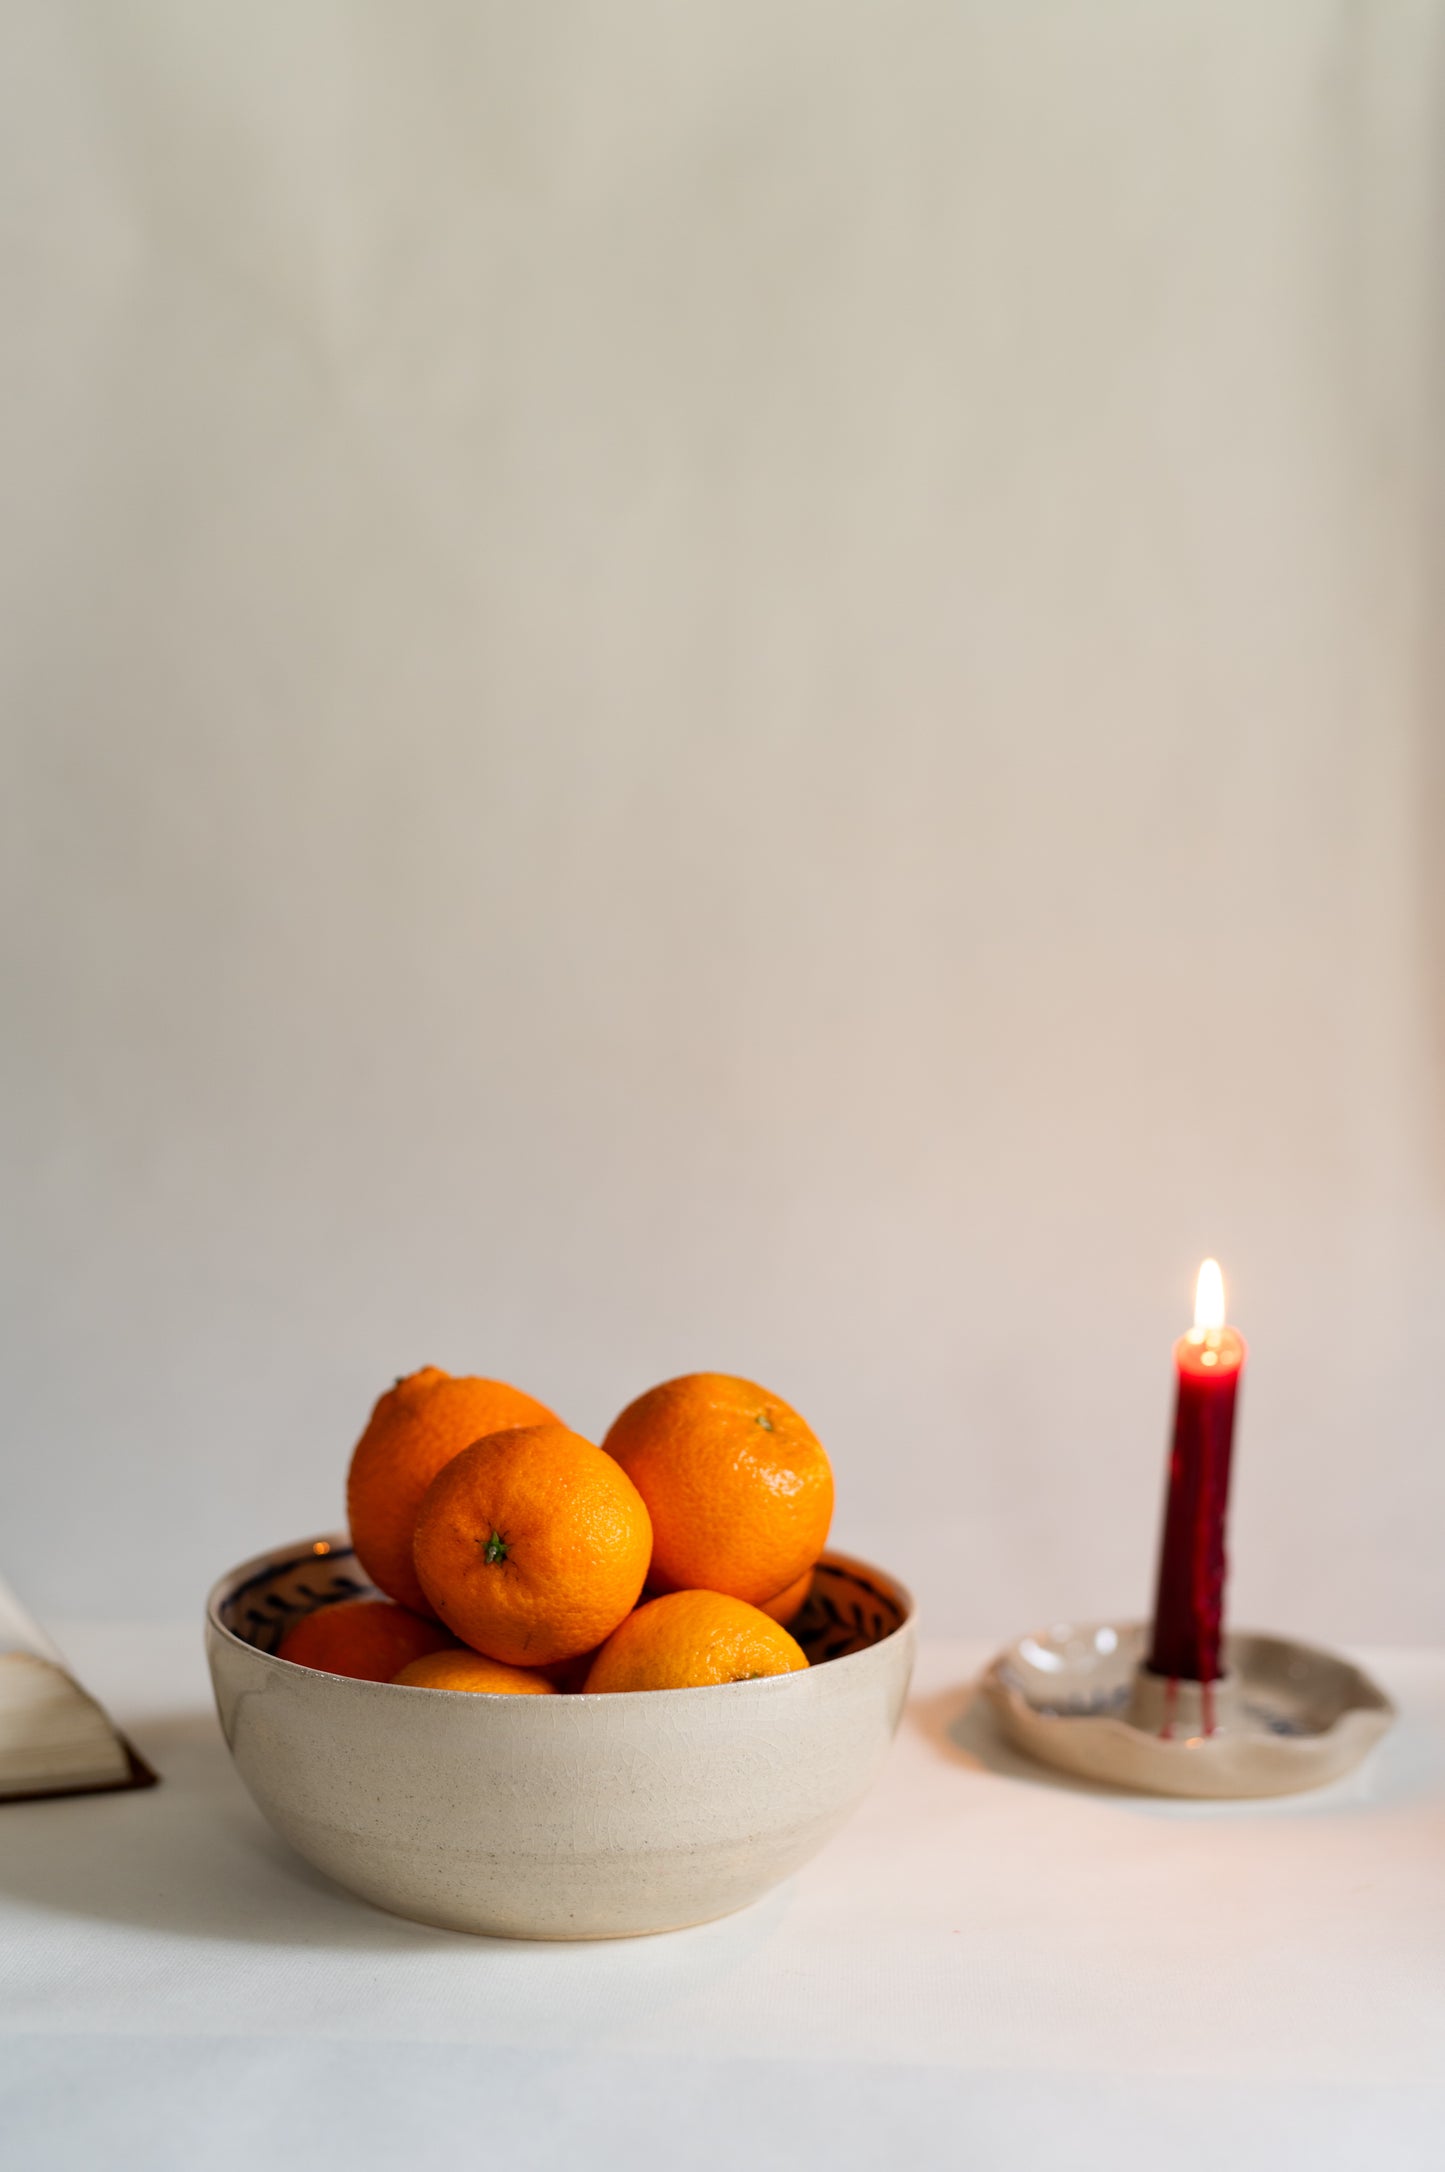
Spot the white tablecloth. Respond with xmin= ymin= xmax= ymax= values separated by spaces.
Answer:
xmin=2 ymin=1626 xmax=1442 ymax=2170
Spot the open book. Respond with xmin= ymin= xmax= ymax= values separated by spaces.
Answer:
xmin=0 ymin=1574 xmax=156 ymax=1803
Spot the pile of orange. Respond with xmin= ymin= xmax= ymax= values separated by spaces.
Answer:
xmin=276 ymin=1368 xmax=834 ymax=1697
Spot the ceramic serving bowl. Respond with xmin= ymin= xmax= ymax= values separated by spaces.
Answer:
xmin=205 ymin=1534 xmax=915 ymax=1939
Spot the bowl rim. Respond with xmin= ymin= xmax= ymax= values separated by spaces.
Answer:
xmin=205 ymin=1531 xmax=915 ymax=1704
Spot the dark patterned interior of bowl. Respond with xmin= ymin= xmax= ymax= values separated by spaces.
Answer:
xmin=216 ymin=1541 xmax=907 ymax=1666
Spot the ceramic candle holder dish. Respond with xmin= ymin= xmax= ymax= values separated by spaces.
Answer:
xmin=983 ymin=1618 xmax=1394 ymax=1798
xmin=205 ymin=1534 xmax=915 ymax=1939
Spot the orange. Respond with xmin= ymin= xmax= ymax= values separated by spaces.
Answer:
xmin=602 ymin=1373 xmax=833 ymax=1606
xmin=758 ymin=1568 xmax=813 ymax=1627
xmin=275 ymin=1597 xmax=454 ymax=1682
xmin=584 ymin=1591 xmax=809 ymax=1693
xmin=413 ymin=1424 xmax=652 ymax=1668
xmin=346 ymin=1366 xmax=557 ymax=1615
xmin=391 ymin=1649 xmax=556 ymax=1696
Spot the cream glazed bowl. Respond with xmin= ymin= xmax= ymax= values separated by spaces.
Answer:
xmin=205 ymin=1534 xmax=915 ymax=1940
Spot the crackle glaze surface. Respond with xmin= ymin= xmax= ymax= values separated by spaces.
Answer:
xmin=206 ymin=1536 xmax=915 ymax=1939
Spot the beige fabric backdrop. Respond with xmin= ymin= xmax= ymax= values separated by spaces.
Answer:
xmin=3 ymin=1 xmax=1442 ymax=1638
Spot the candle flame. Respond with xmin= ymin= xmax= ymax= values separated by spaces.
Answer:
xmin=1193 ymin=1258 xmax=1226 ymax=1332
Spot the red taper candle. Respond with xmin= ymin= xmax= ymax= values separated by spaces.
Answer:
xmin=1146 ymin=1259 xmax=1246 ymax=1687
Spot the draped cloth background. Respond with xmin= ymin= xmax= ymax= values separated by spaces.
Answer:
xmin=3 ymin=2 xmax=1443 ymax=1638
